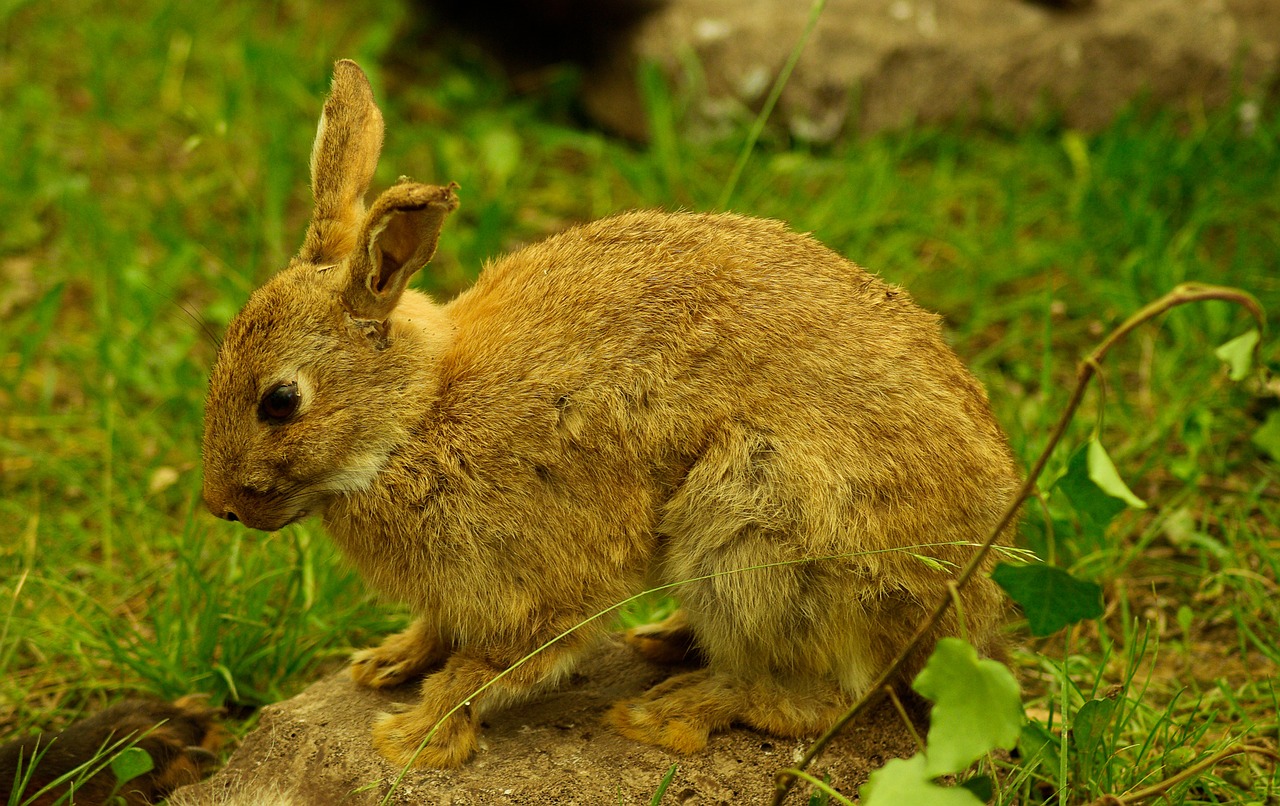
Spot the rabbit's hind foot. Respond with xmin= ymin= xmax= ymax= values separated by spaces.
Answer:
xmin=623 ymin=609 xmax=703 ymax=666
xmin=606 ymin=668 xmax=739 ymax=753
xmin=608 ymin=669 xmax=851 ymax=753
xmin=351 ymin=618 xmax=449 ymax=689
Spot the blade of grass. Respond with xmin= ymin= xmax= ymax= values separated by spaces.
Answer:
xmin=716 ymin=0 xmax=827 ymax=211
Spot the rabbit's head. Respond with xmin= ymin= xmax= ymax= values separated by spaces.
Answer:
xmin=202 ymin=60 xmax=457 ymax=530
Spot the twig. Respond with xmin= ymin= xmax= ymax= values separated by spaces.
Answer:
xmin=883 ymin=685 xmax=925 ymax=753
xmin=1086 ymin=743 xmax=1280 ymax=805
xmin=772 ymin=283 xmax=1266 ymax=804
xmin=774 ymin=769 xmax=856 ymax=806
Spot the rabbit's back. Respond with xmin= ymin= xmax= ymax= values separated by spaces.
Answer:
xmin=430 ymin=209 xmax=1017 ymax=594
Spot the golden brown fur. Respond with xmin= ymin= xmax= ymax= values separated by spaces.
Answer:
xmin=202 ymin=60 xmax=1020 ymax=768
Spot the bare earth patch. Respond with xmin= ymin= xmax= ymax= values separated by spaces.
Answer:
xmin=173 ymin=637 xmax=922 ymax=804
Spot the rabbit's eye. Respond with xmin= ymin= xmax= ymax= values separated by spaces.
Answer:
xmin=258 ymin=382 xmax=300 ymax=423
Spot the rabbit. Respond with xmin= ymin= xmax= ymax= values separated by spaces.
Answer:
xmin=0 ymin=696 xmax=223 ymax=806
xmin=201 ymin=59 xmax=1020 ymax=769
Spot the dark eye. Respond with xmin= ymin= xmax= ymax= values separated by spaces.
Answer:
xmin=258 ymin=381 xmax=300 ymax=423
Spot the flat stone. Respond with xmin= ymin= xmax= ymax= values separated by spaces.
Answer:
xmin=171 ymin=637 xmax=920 ymax=804
xmin=572 ymin=0 xmax=1280 ymax=140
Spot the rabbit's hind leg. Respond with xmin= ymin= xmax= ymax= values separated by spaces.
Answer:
xmin=351 ymin=616 xmax=449 ymax=689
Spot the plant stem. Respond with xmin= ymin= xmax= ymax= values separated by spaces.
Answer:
xmin=1087 ymin=744 xmax=1280 ymax=805
xmin=884 ymin=685 xmax=925 ymax=753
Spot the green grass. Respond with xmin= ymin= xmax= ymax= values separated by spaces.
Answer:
xmin=2 ymin=0 xmax=1278 ymax=803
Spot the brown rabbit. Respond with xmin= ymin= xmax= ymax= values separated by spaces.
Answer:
xmin=0 ymin=696 xmax=223 ymax=806
xmin=201 ymin=60 xmax=1019 ymax=769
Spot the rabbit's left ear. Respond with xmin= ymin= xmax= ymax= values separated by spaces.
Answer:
xmin=342 ymin=181 xmax=459 ymax=321
xmin=300 ymin=60 xmax=385 ymax=265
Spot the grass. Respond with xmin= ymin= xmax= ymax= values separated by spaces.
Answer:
xmin=1 ymin=0 xmax=1278 ymax=802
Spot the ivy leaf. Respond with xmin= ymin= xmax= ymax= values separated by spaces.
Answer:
xmin=1253 ymin=409 xmax=1280 ymax=459
xmin=1213 ymin=329 xmax=1259 ymax=381
xmin=1086 ymin=438 xmax=1146 ymax=510
xmin=912 ymin=637 xmax=1024 ymax=777
xmin=860 ymin=754 xmax=984 ymax=806
xmin=1056 ymin=443 xmax=1125 ymax=539
xmin=993 ymin=563 xmax=1104 ymax=637
xmin=959 ymin=775 xmax=994 ymax=802
xmin=110 ymin=746 xmax=154 ymax=786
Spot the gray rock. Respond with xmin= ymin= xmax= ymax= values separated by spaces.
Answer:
xmin=579 ymin=0 xmax=1280 ymax=140
xmin=171 ymin=637 xmax=920 ymax=804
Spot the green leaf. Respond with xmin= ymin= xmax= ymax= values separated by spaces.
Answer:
xmin=1176 ymin=604 xmax=1194 ymax=636
xmin=1071 ymin=697 xmax=1116 ymax=760
xmin=1017 ymin=721 xmax=1060 ymax=779
xmin=1086 ymin=438 xmax=1146 ymax=510
xmin=959 ymin=774 xmax=994 ymax=802
xmin=906 ymin=552 xmax=952 ymax=572
xmin=992 ymin=563 xmax=1104 ymax=637
xmin=110 ymin=746 xmax=154 ymax=786
xmin=1164 ymin=746 xmax=1197 ymax=769
xmin=1253 ymin=409 xmax=1280 ymax=459
xmin=1056 ymin=444 xmax=1126 ymax=539
xmin=912 ymin=637 xmax=1024 ymax=777
xmin=1163 ymin=507 xmax=1229 ymax=559
xmin=649 ymin=763 xmax=678 ymax=806
xmin=1213 ymin=329 xmax=1260 ymax=381
xmin=859 ymin=754 xmax=984 ymax=806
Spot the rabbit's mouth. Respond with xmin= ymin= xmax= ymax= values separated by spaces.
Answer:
xmin=205 ymin=484 xmax=317 ymax=531
xmin=254 ymin=503 xmax=314 ymax=531
xmin=231 ymin=507 xmax=309 ymax=532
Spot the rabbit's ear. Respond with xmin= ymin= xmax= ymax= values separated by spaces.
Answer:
xmin=299 ymin=60 xmax=384 ymax=265
xmin=342 ymin=182 xmax=459 ymax=320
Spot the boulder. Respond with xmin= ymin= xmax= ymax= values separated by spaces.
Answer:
xmin=415 ymin=0 xmax=1280 ymax=140
xmin=171 ymin=637 xmax=921 ymax=804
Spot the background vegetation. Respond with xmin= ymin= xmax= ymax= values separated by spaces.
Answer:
xmin=1 ymin=0 xmax=1277 ymax=802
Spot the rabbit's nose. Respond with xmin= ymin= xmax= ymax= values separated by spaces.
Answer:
xmin=205 ymin=494 xmax=240 ymax=522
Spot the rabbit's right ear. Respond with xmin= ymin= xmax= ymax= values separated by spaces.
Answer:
xmin=299 ymin=60 xmax=384 ymax=265
xmin=342 ymin=182 xmax=459 ymax=322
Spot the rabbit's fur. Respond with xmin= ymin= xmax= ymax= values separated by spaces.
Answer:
xmin=202 ymin=60 xmax=1019 ymax=768
xmin=0 ymin=696 xmax=223 ymax=805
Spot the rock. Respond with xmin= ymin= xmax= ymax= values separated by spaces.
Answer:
xmin=412 ymin=0 xmax=1280 ymax=141
xmin=171 ymin=637 xmax=921 ymax=804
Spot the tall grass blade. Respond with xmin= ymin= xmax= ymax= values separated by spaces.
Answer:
xmin=717 ymin=0 xmax=827 ymax=210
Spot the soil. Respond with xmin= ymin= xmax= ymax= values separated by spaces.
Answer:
xmin=171 ymin=637 xmax=923 ymax=804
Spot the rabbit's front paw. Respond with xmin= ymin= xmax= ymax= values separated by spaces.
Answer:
xmin=351 ymin=622 xmax=447 ymax=689
xmin=372 ymin=707 xmax=477 ymax=769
